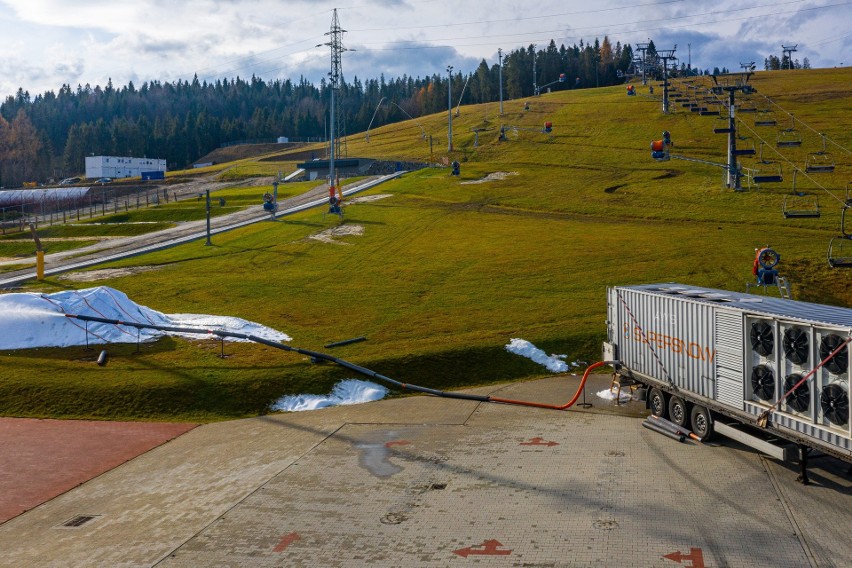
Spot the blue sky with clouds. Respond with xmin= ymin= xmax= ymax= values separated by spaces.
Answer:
xmin=0 ymin=0 xmax=848 ymax=99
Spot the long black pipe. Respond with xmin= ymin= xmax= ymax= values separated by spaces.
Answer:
xmin=65 ymin=313 xmax=491 ymax=403
xmin=642 ymin=419 xmax=685 ymax=442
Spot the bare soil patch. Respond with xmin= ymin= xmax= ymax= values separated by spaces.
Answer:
xmin=308 ymin=224 xmax=365 ymax=245
xmin=59 ymin=265 xmax=163 ymax=282
xmin=460 ymin=171 xmax=519 ymax=185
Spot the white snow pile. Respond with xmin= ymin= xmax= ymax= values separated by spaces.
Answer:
xmin=0 ymin=286 xmax=290 ymax=350
xmin=272 ymin=379 xmax=389 ymax=412
xmin=596 ymin=388 xmax=634 ymax=403
xmin=505 ymin=338 xmax=585 ymax=373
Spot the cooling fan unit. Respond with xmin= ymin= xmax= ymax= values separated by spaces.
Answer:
xmin=750 ymin=321 xmax=774 ymax=356
xmin=783 ymin=327 xmax=809 ymax=365
xmin=783 ymin=373 xmax=810 ymax=413
xmin=819 ymin=334 xmax=849 ymax=375
xmin=751 ymin=365 xmax=775 ymax=401
xmin=820 ymin=383 xmax=849 ymax=426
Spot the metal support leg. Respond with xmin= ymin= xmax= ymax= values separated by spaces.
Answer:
xmin=797 ymin=445 xmax=810 ymax=485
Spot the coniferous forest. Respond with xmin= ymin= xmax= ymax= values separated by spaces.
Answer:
xmin=0 ymin=39 xmax=640 ymax=187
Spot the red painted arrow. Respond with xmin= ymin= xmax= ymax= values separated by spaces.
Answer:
xmin=384 ymin=440 xmax=412 ymax=448
xmin=453 ymin=539 xmax=512 ymax=557
xmin=663 ymin=547 xmax=705 ymax=568
xmin=519 ymin=437 xmax=559 ymax=447
xmin=273 ymin=532 xmax=301 ymax=552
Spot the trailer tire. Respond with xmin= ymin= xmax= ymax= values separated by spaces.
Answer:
xmin=668 ymin=395 xmax=689 ymax=427
xmin=649 ymin=387 xmax=667 ymax=418
xmin=690 ymin=405 xmax=714 ymax=442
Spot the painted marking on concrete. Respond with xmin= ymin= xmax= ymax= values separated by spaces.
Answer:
xmin=663 ymin=547 xmax=705 ymax=568
xmin=384 ymin=440 xmax=412 ymax=448
xmin=273 ymin=532 xmax=301 ymax=552
xmin=453 ymin=539 xmax=512 ymax=557
xmin=519 ymin=437 xmax=559 ymax=447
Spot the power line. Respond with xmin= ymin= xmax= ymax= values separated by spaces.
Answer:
xmin=347 ymin=0 xmax=689 ymax=32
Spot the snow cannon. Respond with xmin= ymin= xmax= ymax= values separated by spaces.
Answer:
xmin=650 ymin=139 xmax=669 ymax=161
xmin=328 ymin=185 xmax=344 ymax=215
xmin=753 ymin=246 xmax=780 ymax=286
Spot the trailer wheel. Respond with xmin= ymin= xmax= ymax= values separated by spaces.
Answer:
xmin=648 ymin=387 xmax=667 ymax=418
xmin=668 ymin=395 xmax=689 ymax=427
xmin=690 ymin=405 xmax=714 ymax=442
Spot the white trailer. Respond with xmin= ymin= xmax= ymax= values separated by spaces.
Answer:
xmin=604 ymin=283 xmax=851 ymax=482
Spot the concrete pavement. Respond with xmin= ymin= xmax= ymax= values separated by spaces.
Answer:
xmin=0 ymin=374 xmax=850 ymax=567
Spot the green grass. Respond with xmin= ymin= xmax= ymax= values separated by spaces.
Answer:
xmin=0 ymin=239 xmax=100 ymax=258
xmin=1 ymin=68 xmax=850 ymax=422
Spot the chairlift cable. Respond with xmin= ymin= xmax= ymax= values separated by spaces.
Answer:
xmin=733 ymin=110 xmax=847 ymax=207
xmin=756 ymin=93 xmax=851 ymax=155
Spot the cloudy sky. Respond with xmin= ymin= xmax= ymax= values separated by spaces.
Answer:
xmin=0 ymin=0 xmax=849 ymax=99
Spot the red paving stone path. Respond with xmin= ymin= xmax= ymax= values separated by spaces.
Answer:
xmin=0 ymin=418 xmax=196 ymax=523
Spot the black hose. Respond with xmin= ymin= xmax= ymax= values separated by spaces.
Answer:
xmin=65 ymin=313 xmax=492 ymax=403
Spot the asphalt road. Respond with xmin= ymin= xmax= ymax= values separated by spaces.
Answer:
xmin=0 ymin=173 xmax=403 ymax=289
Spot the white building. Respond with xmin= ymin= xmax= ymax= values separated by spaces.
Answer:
xmin=85 ymin=156 xmax=167 ymax=179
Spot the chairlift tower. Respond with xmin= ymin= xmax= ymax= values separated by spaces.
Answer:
xmin=318 ymin=9 xmax=350 ymax=194
xmin=657 ymin=47 xmax=676 ymax=113
xmin=498 ymin=48 xmax=504 ymax=115
xmin=447 ymin=65 xmax=454 ymax=152
xmin=635 ymin=42 xmax=649 ymax=85
xmin=711 ymin=72 xmax=755 ymax=190
xmin=782 ymin=44 xmax=798 ymax=70
xmin=532 ymin=44 xmax=538 ymax=96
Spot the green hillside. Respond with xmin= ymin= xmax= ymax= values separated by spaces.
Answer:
xmin=1 ymin=68 xmax=850 ymax=422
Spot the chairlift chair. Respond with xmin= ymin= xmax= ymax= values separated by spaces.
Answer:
xmin=806 ymin=153 xmax=835 ymax=173
xmin=805 ymin=134 xmax=835 ymax=173
xmin=755 ymin=112 xmax=777 ymax=127
xmin=783 ymin=196 xmax=820 ymax=219
xmin=777 ymin=129 xmax=803 ymax=148
xmin=827 ymin=236 xmax=852 ymax=268
xmin=746 ymin=164 xmax=784 ymax=188
xmin=777 ymin=115 xmax=803 ymax=147
xmin=782 ymin=170 xmax=820 ymax=219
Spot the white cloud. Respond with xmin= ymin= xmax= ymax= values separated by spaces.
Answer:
xmin=0 ymin=0 xmax=848 ymax=98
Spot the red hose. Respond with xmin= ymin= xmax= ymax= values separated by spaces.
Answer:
xmin=489 ymin=360 xmax=611 ymax=410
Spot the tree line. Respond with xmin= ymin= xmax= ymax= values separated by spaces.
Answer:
xmin=0 ymin=37 xmax=639 ymax=187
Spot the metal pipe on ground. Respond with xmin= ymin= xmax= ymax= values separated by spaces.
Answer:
xmin=648 ymin=415 xmax=703 ymax=442
xmin=643 ymin=419 xmax=685 ymax=442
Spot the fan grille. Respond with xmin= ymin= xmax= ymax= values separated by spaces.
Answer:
xmin=751 ymin=365 xmax=775 ymax=401
xmin=820 ymin=383 xmax=849 ymax=426
xmin=783 ymin=373 xmax=810 ymax=413
xmin=819 ymin=334 xmax=849 ymax=375
xmin=783 ymin=328 xmax=809 ymax=365
xmin=750 ymin=321 xmax=774 ymax=356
